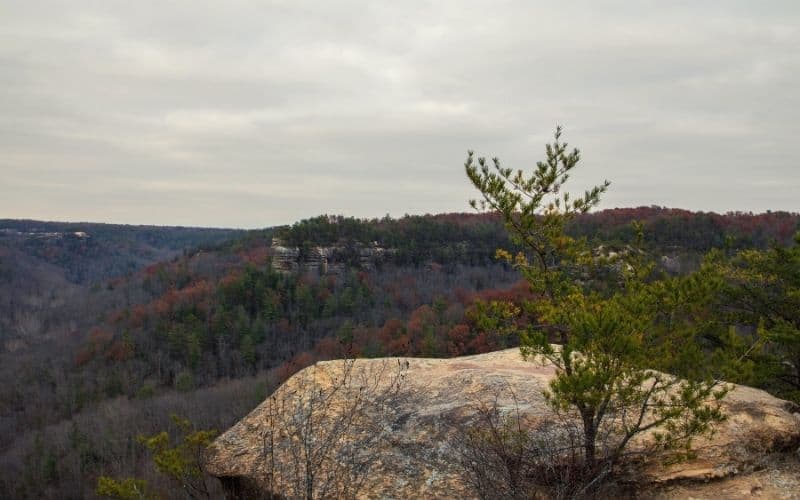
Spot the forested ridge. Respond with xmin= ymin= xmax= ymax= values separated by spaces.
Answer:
xmin=0 ymin=219 xmax=245 ymax=285
xmin=0 ymin=208 xmax=798 ymax=498
xmin=279 ymin=207 xmax=799 ymax=255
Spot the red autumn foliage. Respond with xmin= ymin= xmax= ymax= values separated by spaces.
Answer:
xmin=88 ymin=327 xmax=113 ymax=346
xmin=75 ymin=327 xmax=114 ymax=366
xmin=446 ymin=323 xmax=472 ymax=356
xmin=74 ymin=348 xmax=94 ymax=367
xmin=406 ymin=305 xmax=436 ymax=349
xmin=106 ymin=308 xmax=128 ymax=325
xmin=219 ymin=270 xmax=243 ymax=288
xmin=377 ymin=318 xmax=410 ymax=355
xmin=472 ymin=279 xmax=534 ymax=303
xmin=314 ymin=337 xmax=346 ymax=360
xmin=470 ymin=331 xmax=497 ymax=354
xmin=144 ymin=263 xmax=163 ymax=277
xmin=176 ymin=280 xmax=213 ymax=315
xmin=129 ymin=304 xmax=148 ymax=329
xmin=104 ymin=339 xmax=133 ymax=362
xmin=240 ymin=246 xmax=270 ymax=265
xmin=152 ymin=289 xmax=179 ymax=318
xmin=316 ymin=286 xmax=331 ymax=302
xmin=274 ymin=351 xmax=316 ymax=384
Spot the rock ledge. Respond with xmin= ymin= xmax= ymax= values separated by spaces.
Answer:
xmin=206 ymin=349 xmax=800 ymax=498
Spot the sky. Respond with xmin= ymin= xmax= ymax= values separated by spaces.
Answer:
xmin=1 ymin=1 xmax=798 ymax=228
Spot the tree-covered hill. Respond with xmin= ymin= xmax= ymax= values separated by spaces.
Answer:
xmin=0 ymin=208 xmax=797 ymax=498
xmin=0 ymin=219 xmax=246 ymax=285
xmin=278 ymin=208 xmax=799 ymax=259
xmin=0 ymin=220 xmax=246 ymax=356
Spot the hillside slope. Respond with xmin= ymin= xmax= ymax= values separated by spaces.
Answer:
xmin=0 ymin=220 xmax=244 ymax=349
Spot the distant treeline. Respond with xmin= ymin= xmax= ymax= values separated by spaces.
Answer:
xmin=276 ymin=207 xmax=799 ymax=260
xmin=568 ymin=207 xmax=799 ymax=250
xmin=0 ymin=219 xmax=245 ymax=284
xmin=1 ymin=207 xmax=798 ymax=498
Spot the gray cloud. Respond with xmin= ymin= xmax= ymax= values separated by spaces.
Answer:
xmin=1 ymin=1 xmax=798 ymax=228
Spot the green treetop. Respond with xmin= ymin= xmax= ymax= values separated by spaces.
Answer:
xmin=465 ymin=127 xmax=732 ymax=479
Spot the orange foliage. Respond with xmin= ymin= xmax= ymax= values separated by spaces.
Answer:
xmin=473 ymin=279 xmax=533 ymax=303
xmin=241 ymin=246 xmax=270 ymax=264
xmin=152 ymin=289 xmax=179 ymax=317
xmin=407 ymin=305 xmax=435 ymax=336
xmin=104 ymin=339 xmax=133 ymax=362
xmin=466 ymin=332 xmax=495 ymax=354
xmin=317 ymin=287 xmax=331 ymax=302
xmin=446 ymin=324 xmax=471 ymax=356
xmin=176 ymin=280 xmax=213 ymax=314
xmin=179 ymin=280 xmax=212 ymax=303
xmin=74 ymin=348 xmax=94 ymax=367
xmin=130 ymin=304 xmax=148 ymax=328
xmin=378 ymin=318 xmax=411 ymax=355
xmin=356 ymin=271 xmax=371 ymax=287
xmin=314 ymin=337 xmax=345 ymax=360
xmin=75 ymin=327 xmax=114 ymax=366
xmin=88 ymin=327 xmax=113 ymax=346
xmin=147 ymin=281 xmax=211 ymax=319
xmin=144 ymin=263 xmax=163 ymax=276
xmin=219 ymin=270 xmax=243 ymax=288
xmin=275 ymin=351 xmax=316 ymax=383
xmin=106 ymin=308 xmax=128 ymax=325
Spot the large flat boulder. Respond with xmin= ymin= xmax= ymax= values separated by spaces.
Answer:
xmin=205 ymin=349 xmax=800 ymax=498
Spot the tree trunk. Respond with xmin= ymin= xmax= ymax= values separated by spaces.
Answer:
xmin=582 ymin=415 xmax=597 ymax=468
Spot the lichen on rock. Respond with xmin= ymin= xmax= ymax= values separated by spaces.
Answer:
xmin=206 ymin=349 xmax=800 ymax=499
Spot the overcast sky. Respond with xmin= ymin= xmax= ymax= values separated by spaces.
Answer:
xmin=1 ymin=1 xmax=798 ymax=228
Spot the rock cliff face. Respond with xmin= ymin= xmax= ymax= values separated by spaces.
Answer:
xmin=269 ymin=237 xmax=390 ymax=275
xmin=206 ymin=349 xmax=800 ymax=499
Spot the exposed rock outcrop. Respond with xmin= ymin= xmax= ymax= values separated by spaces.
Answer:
xmin=269 ymin=237 xmax=390 ymax=275
xmin=206 ymin=349 xmax=800 ymax=498
xmin=269 ymin=238 xmax=302 ymax=274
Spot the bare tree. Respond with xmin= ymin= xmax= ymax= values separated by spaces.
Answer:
xmin=260 ymin=357 xmax=410 ymax=499
xmin=448 ymin=386 xmax=640 ymax=500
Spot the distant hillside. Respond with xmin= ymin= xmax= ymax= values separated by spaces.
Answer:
xmin=0 ymin=208 xmax=798 ymax=499
xmin=277 ymin=207 xmax=800 ymax=258
xmin=0 ymin=219 xmax=246 ymax=285
xmin=0 ymin=220 xmax=245 ymax=351
xmin=568 ymin=207 xmax=799 ymax=251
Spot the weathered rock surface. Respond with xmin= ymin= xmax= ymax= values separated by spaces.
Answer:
xmin=206 ymin=349 xmax=800 ymax=498
xmin=654 ymin=454 xmax=800 ymax=500
xmin=269 ymin=237 xmax=390 ymax=275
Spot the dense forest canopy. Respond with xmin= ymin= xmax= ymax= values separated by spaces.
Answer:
xmin=277 ymin=208 xmax=799 ymax=253
xmin=0 ymin=220 xmax=245 ymax=285
xmin=0 ymin=208 xmax=798 ymax=498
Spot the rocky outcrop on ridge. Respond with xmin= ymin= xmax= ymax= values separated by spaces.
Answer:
xmin=206 ymin=349 xmax=800 ymax=499
xmin=269 ymin=237 xmax=390 ymax=275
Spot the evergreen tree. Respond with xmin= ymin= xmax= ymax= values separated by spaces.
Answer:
xmin=465 ymin=127 xmax=731 ymax=477
xmin=713 ymin=233 xmax=800 ymax=403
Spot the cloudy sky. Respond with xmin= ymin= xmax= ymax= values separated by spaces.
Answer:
xmin=1 ymin=1 xmax=798 ymax=228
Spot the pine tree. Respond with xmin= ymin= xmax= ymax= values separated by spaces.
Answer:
xmin=713 ymin=233 xmax=800 ymax=403
xmin=465 ymin=127 xmax=730 ymax=478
